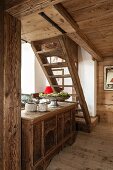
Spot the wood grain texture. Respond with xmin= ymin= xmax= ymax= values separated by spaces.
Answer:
xmin=0 ymin=4 xmax=4 ymax=170
xmin=97 ymin=57 xmax=113 ymax=123
xmin=31 ymin=40 xmax=61 ymax=92
xmin=54 ymin=3 xmax=103 ymax=61
xmin=62 ymin=0 xmax=113 ymax=57
xmin=5 ymin=0 xmax=113 ymax=58
xmin=21 ymin=6 xmax=74 ymax=42
xmin=21 ymin=102 xmax=76 ymax=170
xmin=0 ymin=12 xmax=21 ymax=170
xmin=5 ymin=0 xmax=68 ymax=18
xmin=59 ymin=35 xmax=91 ymax=129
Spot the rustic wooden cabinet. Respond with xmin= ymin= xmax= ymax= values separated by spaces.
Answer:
xmin=21 ymin=102 xmax=76 ymax=170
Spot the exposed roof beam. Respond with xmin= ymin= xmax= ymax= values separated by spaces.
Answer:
xmin=5 ymin=0 xmax=68 ymax=18
xmin=54 ymin=3 xmax=103 ymax=61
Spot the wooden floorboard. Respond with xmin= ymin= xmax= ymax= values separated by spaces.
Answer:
xmin=47 ymin=123 xmax=113 ymax=170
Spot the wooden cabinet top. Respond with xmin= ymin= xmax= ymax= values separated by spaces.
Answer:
xmin=21 ymin=102 xmax=76 ymax=122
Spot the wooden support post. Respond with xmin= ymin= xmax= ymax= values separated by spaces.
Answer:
xmin=0 ymin=6 xmax=21 ymax=170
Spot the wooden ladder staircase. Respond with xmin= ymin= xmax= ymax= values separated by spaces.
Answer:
xmin=31 ymin=35 xmax=91 ymax=132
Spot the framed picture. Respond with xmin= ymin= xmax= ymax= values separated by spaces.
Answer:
xmin=104 ymin=66 xmax=113 ymax=90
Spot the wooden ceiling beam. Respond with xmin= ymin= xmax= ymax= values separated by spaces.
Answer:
xmin=5 ymin=0 xmax=68 ymax=18
xmin=54 ymin=3 xmax=103 ymax=61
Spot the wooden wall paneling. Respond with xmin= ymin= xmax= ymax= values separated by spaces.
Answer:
xmin=0 ymin=3 xmax=4 ymax=169
xmin=97 ymin=57 xmax=113 ymax=123
xmin=0 ymin=11 xmax=21 ymax=170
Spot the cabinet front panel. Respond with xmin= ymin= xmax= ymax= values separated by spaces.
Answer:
xmin=57 ymin=114 xmax=63 ymax=144
xmin=44 ymin=129 xmax=57 ymax=154
xmin=44 ymin=116 xmax=57 ymax=154
xmin=22 ymin=122 xmax=32 ymax=163
xmin=33 ymin=122 xmax=42 ymax=164
xmin=64 ymin=111 xmax=71 ymax=121
xmin=44 ymin=116 xmax=56 ymax=133
xmin=64 ymin=120 xmax=71 ymax=137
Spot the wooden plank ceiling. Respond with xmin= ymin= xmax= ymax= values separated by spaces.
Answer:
xmin=62 ymin=0 xmax=113 ymax=57
xmin=21 ymin=6 xmax=74 ymax=42
xmin=6 ymin=0 xmax=113 ymax=58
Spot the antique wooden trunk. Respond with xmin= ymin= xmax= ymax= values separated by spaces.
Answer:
xmin=21 ymin=102 xmax=77 ymax=170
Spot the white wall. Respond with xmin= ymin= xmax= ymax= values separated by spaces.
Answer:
xmin=35 ymin=57 xmax=46 ymax=92
xmin=21 ymin=43 xmax=35 ymax=94
xmin=78 ymin=47 xmax=97 ymax=117
xmin=21 ymin=43 xmax=47 ymax=94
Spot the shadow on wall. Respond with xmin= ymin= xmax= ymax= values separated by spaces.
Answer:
xmin=78 ymin=47 xmax=97 ymax=117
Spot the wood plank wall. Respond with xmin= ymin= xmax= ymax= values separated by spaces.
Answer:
xmin=97 ymin=57 xmax=113 ymax=124
xmin=0 ymin=3 xmax=4 ymax=169
xmin=0 ymin=10 xmax=21 ymax=170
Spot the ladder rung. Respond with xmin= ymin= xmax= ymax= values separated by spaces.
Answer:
xmin=36 ymin=49 xmax=64 ymax=59
xmin=43 ymin=62 xmax=67 ymax=68
xmin=75 ymin=112 xmax=84 ymax=118
xmin=76 ymin=117 xmax=85 ymax=123
xmin=36 ymin=49 xmax=57 ymax=54
xmin=49 ymin=74 xmax=71 ymax=78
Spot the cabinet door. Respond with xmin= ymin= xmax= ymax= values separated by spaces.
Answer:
xmin=44 ymin=116 xmax=57 ymax=154
xmin=57 ymin=113 xmax=63 ymax=144
xmin=72 ymin=109 xmax=76 ymax=132
xmin=64 ymin=111 xmax=72 ymax=138
xmin=33 ymin=122 xmax=42 ymax=165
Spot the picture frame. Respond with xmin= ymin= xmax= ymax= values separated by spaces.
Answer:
xmin=104 ymin=66 xmax=113 ymax=90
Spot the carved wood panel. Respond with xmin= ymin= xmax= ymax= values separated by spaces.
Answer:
xmin=44 ymin=116 xmax=57 ymax=154
xmin=21 ymin=104 xmax=76 ymax=170
xmin=64 ymin=111 xmax=72 ymax=138
xmin=33 ymin=122 xmax=42 ymax=164
xmin=57 ymin=113 xmax=63 ymax=144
